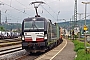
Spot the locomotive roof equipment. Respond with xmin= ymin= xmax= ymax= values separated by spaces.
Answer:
xmin=30 ymin=1 xmax=45 ymax=17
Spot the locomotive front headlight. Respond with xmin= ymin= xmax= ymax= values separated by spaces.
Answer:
xmin=25 ymin=33 xmax=27 ymax=35
xmin=44 ymin=34 xmax=47 ymax=39
xmin=22 ymin=36 xmax=24 ymax=40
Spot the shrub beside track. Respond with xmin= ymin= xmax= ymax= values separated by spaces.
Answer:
xmin=73 ymin=40 xmax=90 ymax=60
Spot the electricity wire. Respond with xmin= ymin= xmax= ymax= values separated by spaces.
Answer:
xmin=41 ymin=5 xmax=56 ymax=20
xmin=43 ymin=0 xmax=57 ymax=14
xmin=81 ymin=14 xmax=90 ymax=20
xmin=1 ymin=11 xmax=22 ymax=21
xmin=0 ymin=1 xmax=31 ymax=16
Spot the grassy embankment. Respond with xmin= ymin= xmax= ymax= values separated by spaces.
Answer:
xmin=73 ymin=39 xmax=90 ymax=60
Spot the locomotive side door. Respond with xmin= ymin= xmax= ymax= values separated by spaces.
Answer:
xmin=47 ymin=22 xmax=52 ymax=41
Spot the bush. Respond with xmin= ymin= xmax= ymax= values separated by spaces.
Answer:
xmin=73 ymin=40 xmax=84 ymax=52
xmin=73 ymin=40 xmax=90 ymax=60
xmin=0 ymin=26 xmax=5 ymax=31
xmin=75 ymin=49 xmax=90 ymax=60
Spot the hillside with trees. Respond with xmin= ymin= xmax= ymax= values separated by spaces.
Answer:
xmin=0 ymin=23 xmax=21 ymax=31
xmin=57 ymin=19 xmax=90 ymax=33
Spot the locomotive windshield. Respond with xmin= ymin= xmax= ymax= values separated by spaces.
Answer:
xmin=24 ymin=21 xmax=44 ymax=30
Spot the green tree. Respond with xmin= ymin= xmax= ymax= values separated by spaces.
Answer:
xmin=0 ymin=26 xmax=5 ymax=31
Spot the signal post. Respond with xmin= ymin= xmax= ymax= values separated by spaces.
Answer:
xmin=83 ymin=25 xmax=88 ymax=50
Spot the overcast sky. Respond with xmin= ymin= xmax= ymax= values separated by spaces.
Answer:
xmin=0 ymin=0 xmax=90 ymax=23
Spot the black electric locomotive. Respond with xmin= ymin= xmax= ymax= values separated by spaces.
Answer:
xmin=21 ymin=1 xmax=62 ymax=53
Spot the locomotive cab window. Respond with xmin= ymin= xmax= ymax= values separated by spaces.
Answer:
xmin=24 ymin=21 xmax=44 ymax=30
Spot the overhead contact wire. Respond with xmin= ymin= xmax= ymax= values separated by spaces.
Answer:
xmin=41 ymin=5 xmax=56 ymax=20
xmin=0 ymin=1 xmax=31 ymax=16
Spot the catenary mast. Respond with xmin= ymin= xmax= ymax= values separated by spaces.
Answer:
xmin=74 ymin=0 xmax=77 ymax=27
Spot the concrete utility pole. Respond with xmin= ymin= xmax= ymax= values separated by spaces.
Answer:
xmin=5 ymin=17 xmax=11 ymax=23
xmin=77 ymin=13 xmax=83 ymax=20
xmin=82 ymin=1 xmax=90 ymax=49
xmin=0 ymin=3 xmax=4 ymax=24
xmin=0 ymin=10 xmax=1 ymax=25
xmin=77 ymin=13 xmax=83 ymax=40
xmin=70 ymin=18 xmax=72 ymax=39
xmin=57 ymin=11 xmax=60 ymax=21
xmin=74 ymin=0 xmax=77 ymax=27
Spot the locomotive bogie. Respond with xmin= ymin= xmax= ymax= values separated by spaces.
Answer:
xmin=22 ymin=40 xmax=48 ymax=53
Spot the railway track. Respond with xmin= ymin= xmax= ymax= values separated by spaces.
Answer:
xmin=0 ymin=39 xmax=64 ymax=60
xmin=0 ymin=45 xmax=41 ymax=60
xmin=0 ymin=38 xmax=21 ymax=47
xmin=15 ymin=39 xmax=64 ymax=60
xmin=0 ymin=38 xmax=40 ymax=60
xmin=15 ymin=52 xmax=42 ymax=60
xmin=0 ymin=45 xmax=27 ymax=60
xmin=0 ymin=46 xmax=22 ymax=55
xmin=1 ymin=38 xmax=21 ymax=42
